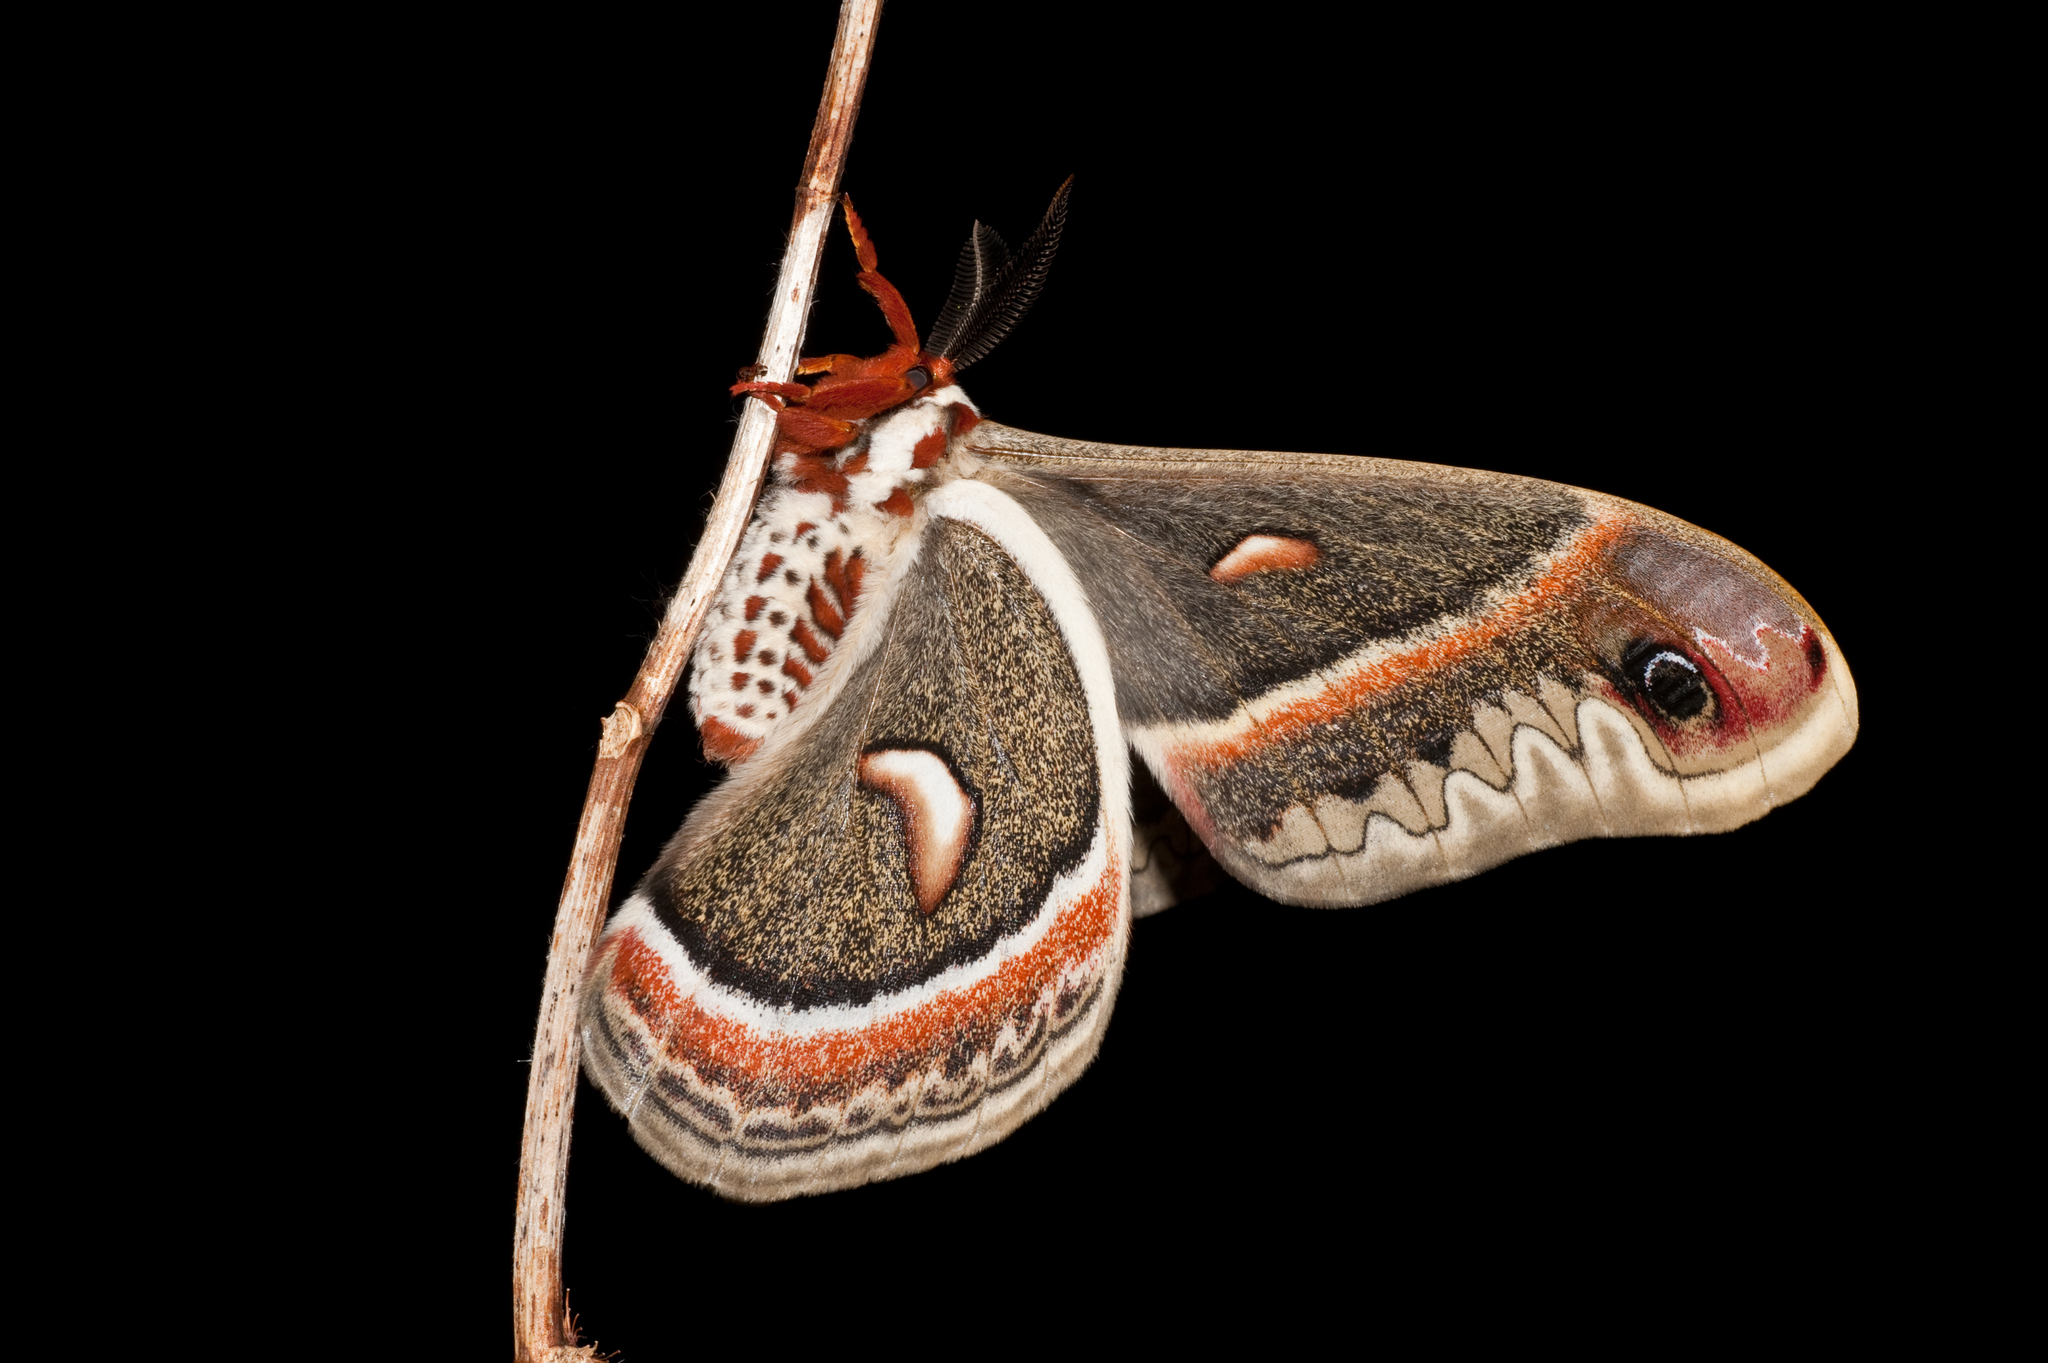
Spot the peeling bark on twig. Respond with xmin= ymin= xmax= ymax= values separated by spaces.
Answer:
xmin=511 ymin=4 xmax=885 ymax=1356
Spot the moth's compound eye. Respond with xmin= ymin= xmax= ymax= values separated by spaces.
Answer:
xmin=904 ymin=366 xmax=930 ymax=391
xmin=1623 ymin=640 xmax=1711 ymax=720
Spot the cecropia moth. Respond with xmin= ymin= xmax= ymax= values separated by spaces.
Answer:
xmin=580 ymin=181 xmax=1859 ymax=1202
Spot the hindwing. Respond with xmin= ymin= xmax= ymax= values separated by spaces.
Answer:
xmin=582 ymin=481 xmax=1129 ymax=1201
xmin=967 ymin=423 xmax=1859 ymax=908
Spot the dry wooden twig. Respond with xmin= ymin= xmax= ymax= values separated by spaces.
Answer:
xmin=512 ymin=4 xmax=885 ymax=1356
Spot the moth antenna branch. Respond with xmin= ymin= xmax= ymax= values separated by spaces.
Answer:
xmin=510 ymin=4 xmax=885 ymax=1358
xmin=939 ymin=174 xmax=1073 ymax=371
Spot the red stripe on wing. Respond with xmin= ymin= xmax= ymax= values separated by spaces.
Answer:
xmin=603 ymin=855 xmax=1120 ymax=1104
xmin=1163 ymin=517 xmax=1628 ymax=767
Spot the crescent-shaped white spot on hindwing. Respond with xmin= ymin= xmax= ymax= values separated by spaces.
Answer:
xmin=1209 ymin=534 xmax=1320 ymax=584
xmin=858 ymin=748 xmax=977 ymax=914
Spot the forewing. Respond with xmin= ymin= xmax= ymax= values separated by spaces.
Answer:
xmin=969 ymin=423 xmax=1859 ymax=907
xmin=581 ymin=482 xmax=1130 ymax=1201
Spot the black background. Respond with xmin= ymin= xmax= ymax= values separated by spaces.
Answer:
xmin=349 ymin=4 xmax=1946 ymax=1351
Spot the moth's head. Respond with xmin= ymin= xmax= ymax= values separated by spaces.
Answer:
xmin=733 ymin=180 xmax=1073 ymax=428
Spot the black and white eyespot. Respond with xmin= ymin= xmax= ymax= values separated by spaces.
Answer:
xmin=1622 ymin=639 xmax=1712 ymax=720
xmin=904 ymin=365 xmax=930 ymax=392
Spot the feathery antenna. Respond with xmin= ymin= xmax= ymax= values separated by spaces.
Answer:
xmin=928 ymin=176 xmax=1072 ymax=371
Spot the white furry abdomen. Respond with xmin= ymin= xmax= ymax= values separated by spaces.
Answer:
xmin=687 ymin=386 xmax=978 ymax=762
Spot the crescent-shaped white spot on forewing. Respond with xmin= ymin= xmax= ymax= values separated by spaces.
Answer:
xmin=858 ymin=748 xmax=977 ymax=914
xmin=1209 ymin=534 xmax=1320 ymax=584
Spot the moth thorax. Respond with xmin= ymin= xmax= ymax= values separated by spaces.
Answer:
xmin=833 ymin=386 xmax=977 ymax=514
